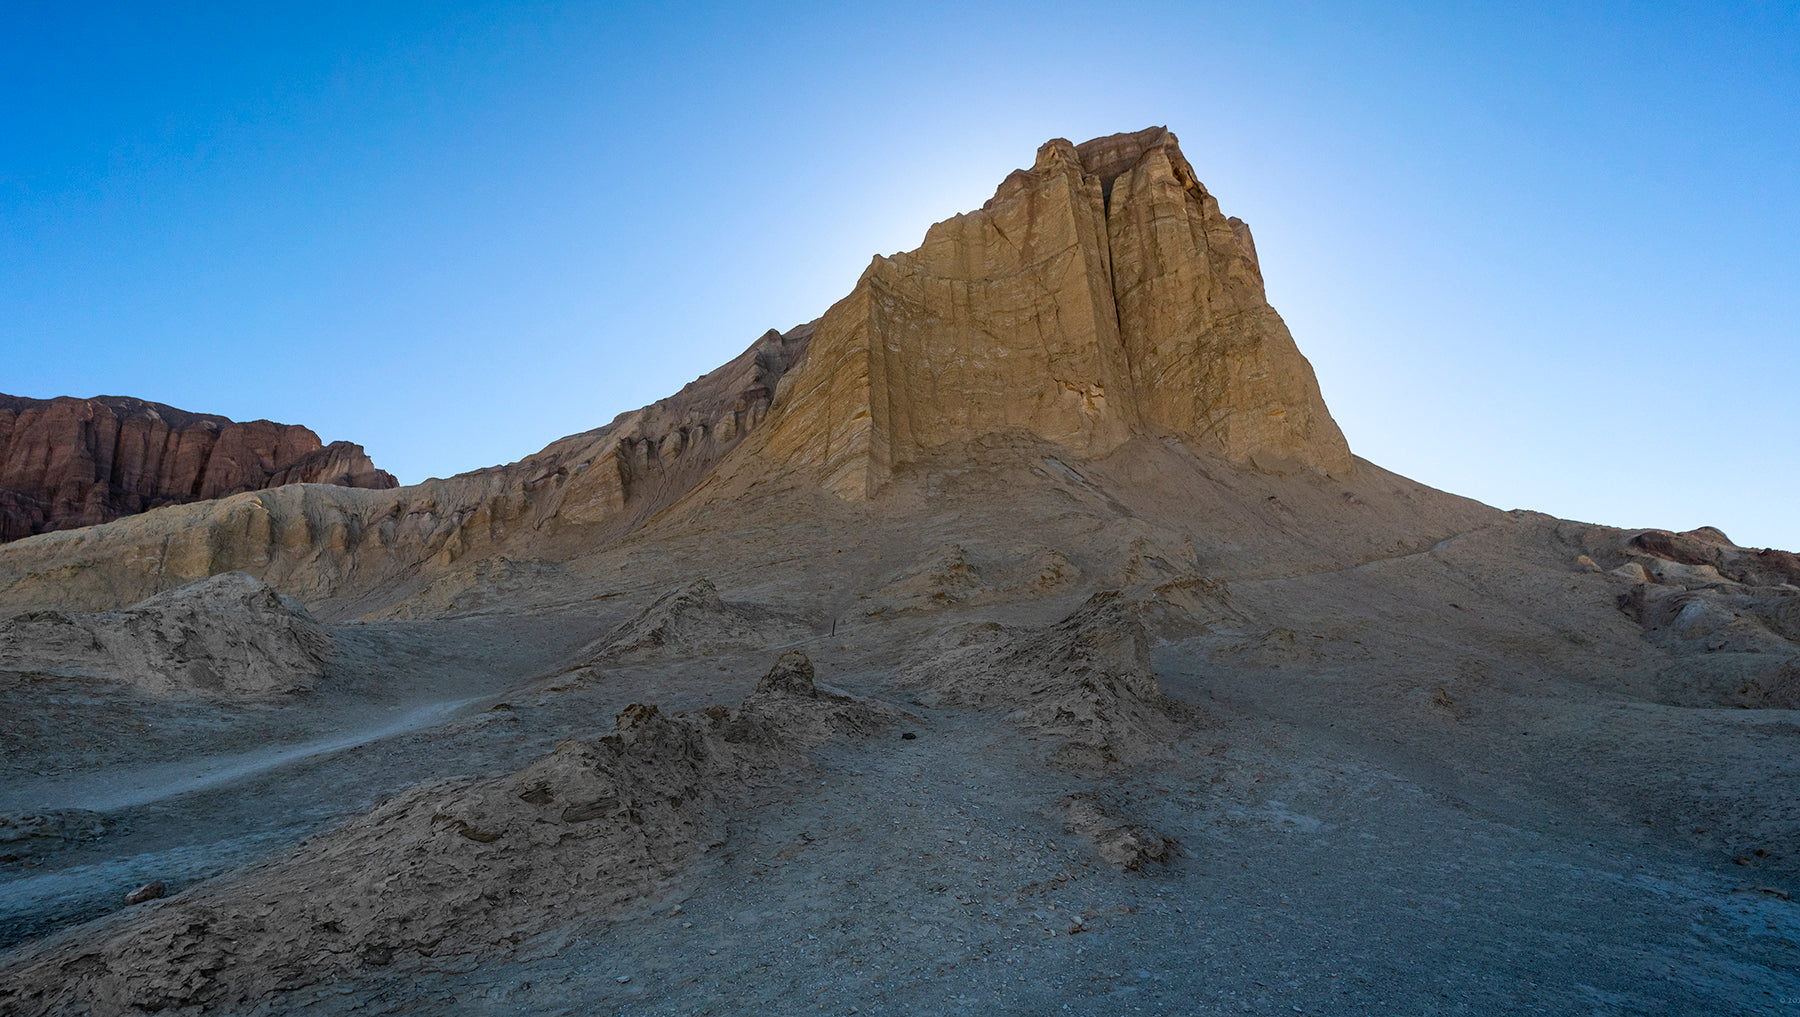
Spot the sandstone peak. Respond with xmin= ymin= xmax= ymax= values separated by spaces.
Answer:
xmin=1028 ymin=126 xmax=1197 ymax=202
xmin=753 ymin=127 xmax=1352 ymax=498
xmin=0 ymin=129 xmax=1360 ymax=616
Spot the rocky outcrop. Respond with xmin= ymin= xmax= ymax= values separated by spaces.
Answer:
xmin=754 ymin=127 xmax=1352 ymax=499
xmin=1622 ymin=527 xmax=1800 ymax=588
xmin=0 ymin=324 xmax=813 ymax=615
xmin=587 ymin=324 xmax=813 ymax=514
xmin=1590 ymin=524 xmax=1800 ymax=710
xmin=904 ymin=591 xmax=1185 ymax=765
xmin=0 ymin=651 xmax=896 ymax=1015
xmin=572 ymin=578 xmax=813 ymax=664
xmin=0 ymin=571 xmax=332 ymax=695
xmin=1060 ymin=793 xmax=1178 ymax=872
xmin=0 ymin=394 xmax=397 ymax=543
xmin=861 ymin=543 xmax=1082 ymax=615
xmin=0 ymin=130 xmax=1358 ymax=614
xmin=0 ymin=810 xmax=109 ymax=865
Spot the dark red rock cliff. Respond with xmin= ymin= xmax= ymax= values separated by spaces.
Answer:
xmin=0 ymin=394 xmax=397 ymax=543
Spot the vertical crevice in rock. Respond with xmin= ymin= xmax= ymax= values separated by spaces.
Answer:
xmin=751 ymin=126 xmax=1354 ymax=499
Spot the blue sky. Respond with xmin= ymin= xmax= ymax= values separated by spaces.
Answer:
xmin=4 ymin=2 xmax=1795 ymax=548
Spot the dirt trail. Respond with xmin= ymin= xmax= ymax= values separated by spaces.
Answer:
xmin=0 ymin=695 xmax=487 ymax=816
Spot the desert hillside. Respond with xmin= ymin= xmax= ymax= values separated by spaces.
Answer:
xmin=0 ymin=129 xmax=1794 ymax=1017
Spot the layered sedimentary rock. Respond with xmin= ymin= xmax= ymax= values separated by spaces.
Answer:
xmin=573 ymin=578 xmax=813 ymax=664
xmin=757 ymin=127 xmax=1351 ymax=498
xmin=1583 ymin=525 xmax=1800 ymax=709
xmin=0 ymin=325 xmax=812 ymax=613
xmin=905 ymin=591 xmax=1184 ymax=765
xmin=1621 ymin=527 xmax=1800 ymax=588
xmin=0 ymin=571 xmax=332 ymax=695
xmin=0 ymin=394 xmax=396 ymax=543
xmin=0 ymin=129 xmax=1354 ymax=613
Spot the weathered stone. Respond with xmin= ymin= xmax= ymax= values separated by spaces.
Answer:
xmin=0 ymin=810 xmax=109 ymax=863
xmin=0 ymin=680 xmax=896 ymax=1013
xmin=753 ymin=127 xmax=1352 ymax=499
xmin=0 ymin=325 xmax=813 ymax=614
xmin=0 ymin=571 xmax=331 ymax=695
xmin=0 ymin=133 xmax=1398 ymax=618
xmin=754 ymin=650 xmax=817 ymax=697
xmin=903 ymin=591 xmax=1182 ymax=764
xmin=1060 ymin=793 xmax=1178 ymax=872
xmin=1625 ymin=528 xmax=1800 ymax=587
xmin=574 ymin=579 xmax=811 ymax=664
xmin=0 ymin=394 xmax=396 ymax=543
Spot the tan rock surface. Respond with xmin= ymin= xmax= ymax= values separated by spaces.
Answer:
xmin=0 ymin=324 xmax=812 ymax=616
xmin=0 ymin=571 xmax=331 ymax=695
xmin=0 ymin=129 xmax=1796 ymax=1017
xmin=751 ymin=127 xmax=1350 ymax=499
xmin=0 ymin=134 xmax=1385 ymax=618
xmin=1623 ymin=526 xmax=1800 ymax=587
xmin=1091 ymin=129 xmax=1348 ymax=473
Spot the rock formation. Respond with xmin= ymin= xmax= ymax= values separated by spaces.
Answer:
xmin=1621 ymin=526 xmax=1800 ymax=588
xmin=1579 ymin=524 xmax=1800 ymax=710
xmin=572 ymin=578 xmax=812 ymax=664
xmin=0 ymin=571 xmax=332 ymax=695
xmin=0 ymin=394 xmax=396 ymax=543
xmin=754 ymin=126 xmax=1351 ymax=499
xmin=862 ymin=543 xmax=1083 ymax=615
xmin=0 ymin=324 xmax=812 ymax=614
xmin=0 ymin=651 xmax=897 ymax=1015
xmin=906 ymin=590 xmax=1184 ymax=765
xmin=0 ymin=133 xmax=1397 ymax=617
xmin=0 ymin=810 xmax=109 ymax=866
xmin=1059 ymin=793 xmax=1178 ymax=872
xmin=2 ymin=128 xmax=1796 ymax=1017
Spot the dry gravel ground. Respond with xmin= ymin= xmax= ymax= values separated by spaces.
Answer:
xmin=1 ymin=447 xmax=1796 ymax=1015
xmin=4 ymin=605 xmax=1797 ymax=1014
xmin=0 ymin=614 xmax=609 ymax=949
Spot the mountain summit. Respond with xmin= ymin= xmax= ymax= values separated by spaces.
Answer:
xmin=0 ymin=130 xmax=1362 ymax=613
xmin=759 ymin=127 xmax=1351 ymax=498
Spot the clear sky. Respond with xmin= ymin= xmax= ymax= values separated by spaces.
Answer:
xmin=4 ymin=2 xmax=1796 ymax=548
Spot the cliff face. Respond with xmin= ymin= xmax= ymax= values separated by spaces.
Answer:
xmin=758 ymin=127 xmax=1352 ymax=498
xmin=0 ymin=129 xmax=1359 ymax=614
xmin=0 ymin=395 xmax=397 ymax=543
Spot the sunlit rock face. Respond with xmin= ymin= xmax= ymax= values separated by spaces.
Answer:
xmin=0 ymin=130 xmax=1353 ymax=614
xmin=758 ymin=127 xmax=1353 ymax=499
